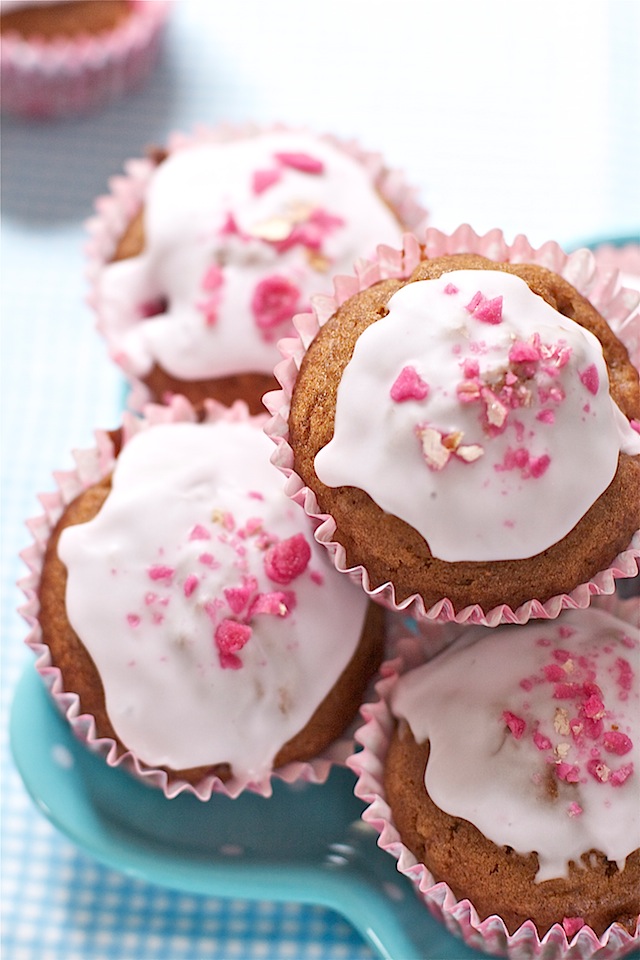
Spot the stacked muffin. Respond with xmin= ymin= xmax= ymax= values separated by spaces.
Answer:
xmin=19 ymin=120 xmax=640 ymax=955
xmin=22 ymin=127 xmax=425 ymax=798
xmin=265 ymin=226 xmax=640 ymax=955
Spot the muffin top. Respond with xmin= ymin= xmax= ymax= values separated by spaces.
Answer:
xmin=97 ymin=130 xmax=409 ymax=386
xmin=391 ymin=607 xmax=639 ymax=882
xmin=314 ymin=264 xmax=640 ymax=563
xmin=57 ymin=419 xmax=369 ymax=782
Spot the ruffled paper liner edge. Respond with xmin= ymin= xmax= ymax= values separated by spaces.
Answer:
xmin=263 ymin=224 xmax=640 ymax=628
xmin=17 ymin=394 xmax=363 ymax=801
xmin=84 ymin=121 xmax=429 ymax=413
xmin=347 ymin=597 xmax=640 ymax=960
xmin=1 ymin=0 xmax=171 ymax=120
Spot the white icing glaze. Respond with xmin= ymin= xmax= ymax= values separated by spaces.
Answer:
xmin=391 ymin=607 xmax=640 ymax=881
xmin=315 ymin=270 xmax=640 ymax=562
xmin=57 ymin=421 xmax=369 ymax=783
xmin=98 ymin=132 xmax=404 ymax=383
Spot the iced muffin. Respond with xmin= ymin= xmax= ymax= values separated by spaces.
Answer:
xmin=284 ymin=249 xmax=640 ymax=617
xmin=88 ymin=127 xmax=427 ymax=414
xmin=384 ymin=607 xmax=639 ymax=939
xmin=32 ymin=405 xmax=384 ymax=797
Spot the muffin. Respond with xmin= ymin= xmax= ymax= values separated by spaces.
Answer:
xmin=23 ymin=399 xmax=384 ymax=798
xmin=1 ymin=0 xmax=170 ymax=119
xmin=267 ymin=227 xmax=640 ymax=623
xmin=350 ymin=605 xmax=640 ymax=957
xmin=87 ymin=126 xmax=427 ymax=414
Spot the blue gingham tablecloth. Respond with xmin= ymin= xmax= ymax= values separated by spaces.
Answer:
xmin=2 ymin=2 xmax=639 ymax=958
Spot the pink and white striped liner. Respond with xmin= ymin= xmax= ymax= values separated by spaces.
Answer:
xmin=263 ymin=225 xmax=640 ymax=628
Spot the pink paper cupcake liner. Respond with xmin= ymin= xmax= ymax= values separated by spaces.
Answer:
xmin=263 ymin=224 xmax=640 ymax=629
xmin=18 ymin=394 xmax=373 ymax=800
xmin=347 ymin=596 xmax=640 ymax=960
xmin=1 ymin=0 xmax=171 ymax=120
xmin=84 ymin=122 xmax=429 ymax=412
xmin=589 ymin=241 xmax=640 ymax=370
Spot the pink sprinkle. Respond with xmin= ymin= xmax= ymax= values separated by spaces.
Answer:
xmin=554 ymin=682 xmax=583 ymax=699
xmin=462 ymin=358 xmax=480 ymax=378
xmin=502 ymin=710 xmax=526 ymax=739
xmin=509 ymin=340 xmax=540 ymax=364
xmin=390 ymin=366 xmax=430 ymax=402
xmin=610 ymin=763 xmax=634 ymax=786
xmin=310 ymin=570 xmax=324 ymax=586
xmin=126 ymin=613 xmax=141 ymax=628
xmin=562 ymin=917 xmax=585 ymax=938
xmin=536 ymin=408 xmax=555 ymax=425
xmin=248 ymin=590 xmax=295 ymax=618
xmin=465 ymin=291 xmax=484 ymax=314
xmin=215 ymin=620 xmax=252 ymax=669
xmin=556 ymin=762 xmax=580 ymax=783
xmin=544 ymin=664 xmax=566 ymax=682
xmin=587 ymin=759 xmax=611 ymax=783
xmin=248 ymin=490 xmax=265 ymax=501
xmin=199 ymin=553 xmax=217 ymax=567
xmin=264 ymin=533 xmax=311 ymax=585
xmin=558 ymin=627 xmax=575 ymax=640
xmin=275 ymin=151 xmax=324 ymax=174
xmin=183 ymin=575 xmax=199 ymax=598
xmin=579 ymin=364 xmax=600 ymax=395
xmin=602 ymin=731 xmax=633 ymax=755
xmin=224 ymin=581 xmax=255 ymax=615
xmin=148 ymin=564 xmax=175 ymax=583
xmin=218 ymin=211 xmax=241 ymax=236
xmin=202 ymin=264 xmax=224 ymax=291
xmin=533 ymin=731 xmax=552 ymax=751
xmin=582 ymin=694 xmax=605 ymax=720
xmin=473 ymin=295 xmax=503 ymax=324
xmin=529 ymin=454 xmax=551 ymax=478
xmin=443 ymin=283 xmax=459 ymax=295
xmin=583 ymin=717 xmax=604 ymax=740
xmin=252 ymin=167 xmax=282 ymax=194
xmin=251 ymin=275 xmax=301 ymax=331
xmin=189 ymin=524 xmax=211 ymax=541
xmin=567 ymin=802 xmax=583 ymax=818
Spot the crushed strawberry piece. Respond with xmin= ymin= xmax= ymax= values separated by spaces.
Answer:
xmin=126 ymin=613 xmax=141 ymax=628
xmin=189 ymin=524 xmax=211 ymax=541
xmin=274 ymin=151 xmax=324 ymax=174
xmin=502 ymin=710 xmax=526 ymax=739
xmin=610 ymin=763 xmax=634 ymax=786
xmin=509 ymin=340 xmax=541 ymax=365
xmin=567 ymin=802 xmax=583 ymax=818
xmin=183 ymin=574 xmax=199 ymax=598
xmin=443 ymin=282 xmax=459 ymax=295
xmin=251 ymin=275 xmax=301 ymax=332
xmin=556 ymin=762 xmax=580 ymax=783
xmin=147 ymin=564 xmax=175 ymax=583
xmin=529 ymin=454 xmax=551 ymax=478
xmin=390 ymin=366 xmax=430 ymax=402
xmin=474 ymin=296 xmax=503 ymax=324
xmin=252 ymin=168 xmax=282 ymax=194
xmin=533 ymin=730 xmax=552 ymax=750
xmin=602 ymin=731 xmax=633 ymax=755
xmin=264 ymin=533 xmax=311 ymax=584
xmin=587 ymin=759 xmax=610 ymax=783
xmin=215 ymin=619 xmax=252 ymax=669
xmin=202 ymin=264 xmax=224 ymax=291
xmin=579 ymin=364 xmax=600 ymax=395
xmin=248 ymin=590 xmax=295 ymax=618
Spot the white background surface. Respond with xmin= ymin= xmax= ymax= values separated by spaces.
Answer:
xmin=2 ymin=1 xmax=639 ymax=958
